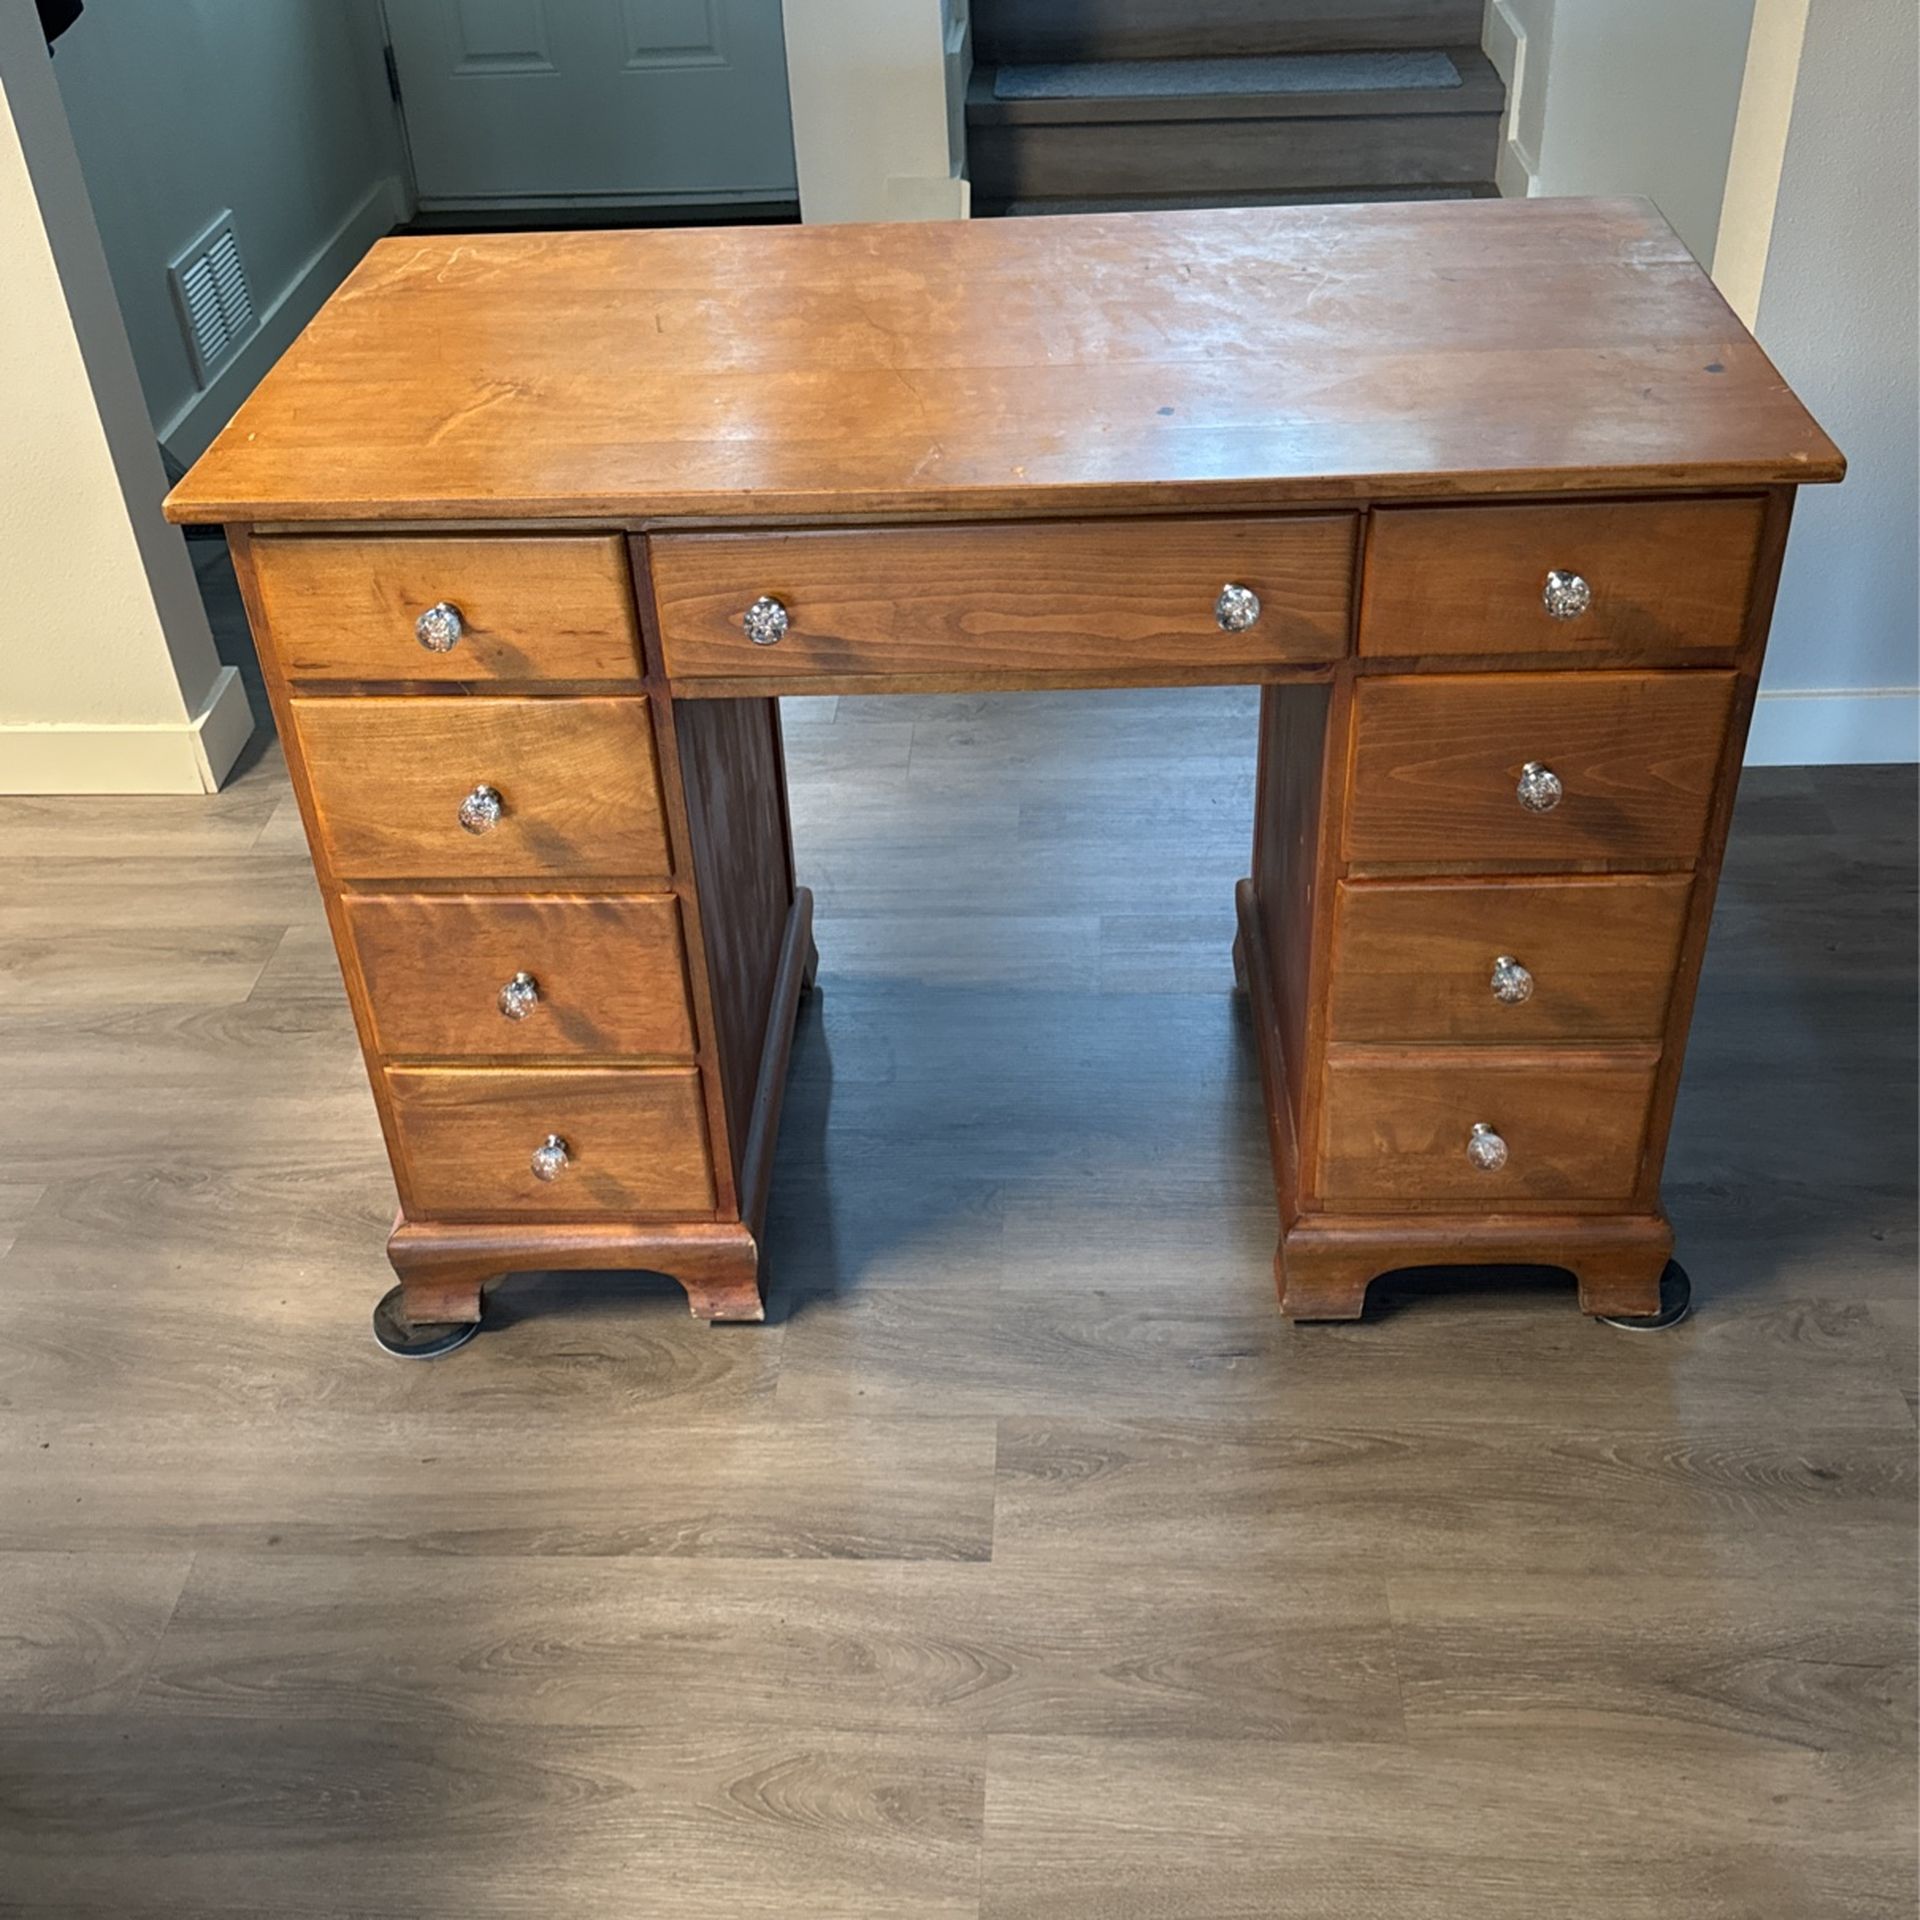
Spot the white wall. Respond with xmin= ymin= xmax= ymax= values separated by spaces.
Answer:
xmin=1489 ymin=0 xmax=1916 ymax=763
xmin=0 ymin=0 xmax=252 ymax=792
xmin=782 ymin=0 xmax=968 ymax=222
xmin=1486 ymin=0 xmax=1756 ymax=264
xmin=1738 ymin=0 xmax=1919 ymax=764
xmin=50 ymin=0 xmax=407 ymax=462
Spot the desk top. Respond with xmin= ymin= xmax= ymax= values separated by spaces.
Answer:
xmin=167 ymin=197 xmax=1842 ymax=528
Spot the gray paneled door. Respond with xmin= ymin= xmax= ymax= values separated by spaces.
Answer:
xmin=383 ymin=0 xmax=796 ymax=208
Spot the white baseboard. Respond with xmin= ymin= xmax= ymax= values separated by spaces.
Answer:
xmin=1745 ymin=686 xmax=1920 ymax=765
xmin=0 ymin=666 xmax=256 ymax=794
xmin=159 ymin=175 xmax=410 ymax=469
xmin=1495 ymin=137 xmax=1537 ymax=199
xmin=884 ymin=172 xmax=972 ymax=220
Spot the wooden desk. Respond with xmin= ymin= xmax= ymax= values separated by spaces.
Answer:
xmin=167 ymin=198 xmax=1842 ymax=1335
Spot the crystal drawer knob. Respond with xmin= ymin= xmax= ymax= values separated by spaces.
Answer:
xmin=743 ymin=595 xmax=789 ymax=646
xmin=1465 ymin=1122 xmax=1510 ymax=1173
xmin=458 ymin=783 xmax=504 ymax=834
xmin=1543 ymin=570 xmax=1592 ymax=620
xmin=1215 ymin=583 xmax=1261 ymax=632
xmin=1490 ymin=955 xmax=1534 ymax=1005
xmin=415 ymin=601 xmax=465 ymax=651
xmin=498 ymin=970 xmax=539 ymax=1020
xmin=530 ymin=1133 xmax=570 ymax=1182
xmin=1516 ymin=761 xmax=1563 ymax=813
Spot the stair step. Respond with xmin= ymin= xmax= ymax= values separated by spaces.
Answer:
xmin=974 ymin=0 xmax=1485 ymax=64
xmin=966 ymin=49 xmax=1505 ymax=206
xmin=969 ymin=48 xmax=1504 ymax=126
xmin=993 ymin=48 xmax=1462 ymax=104
xmin=998 ymin=184 xmax=1496 ymax=216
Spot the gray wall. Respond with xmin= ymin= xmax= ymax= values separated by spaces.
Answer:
xmin=51 ymin=0 xmax=408 ymax=460
xmin=1748 ymin=0 xmax=1919 ymax=759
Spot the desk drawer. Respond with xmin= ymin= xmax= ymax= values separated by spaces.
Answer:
xmin=253 ymin=535 xmax=643 ymax=683
xmin=1327 ymin=875 xmax=1692 ymax=1044
xmin=1317 ymin=1055 xmax=1657 ymax=1208
xmin=1358 ymin=499 xmax=1763 ymax=661
xmin=649 ymin=516 xmax=1355 ymax=684
xmin=292 ymin=695 xmax=670 ymax=882
xmin=344 ymin=893 xmax=695 ymax=1060
xmin=386 ymin=1066 xmax=715 ymax=1218
xmin=1343 ymin=671 xmax=1734 ymax=869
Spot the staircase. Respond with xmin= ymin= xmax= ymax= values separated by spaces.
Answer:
xmin=966 ymin=0 xmax=1503 ymax=216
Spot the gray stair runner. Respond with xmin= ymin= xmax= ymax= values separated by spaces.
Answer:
xmin=994 ymin=50 xmax=1461 ymax=101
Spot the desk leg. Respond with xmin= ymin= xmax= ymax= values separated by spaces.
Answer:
xmin=385 ymin=1218 xmax=770 ymax=1326
xmin=1275 ymin=1214 xmax=1672 ymax=1323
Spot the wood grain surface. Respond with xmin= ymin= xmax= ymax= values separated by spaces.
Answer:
xmin=341 ymin=892 xmax=695 ymax=1059
xmin=650 ymin=515 xmax=1356 ymax=687
xmin=1358 ymin=496 xmax=1765 ymax=659
xmin=164 ymin=200 xmax=1843 ymax=526
xmin=250 ymin=533 xmax=644 ymax=682
xmin=291 ymin=694 xmax=671 ymax=881
xmin=1315 ymin=1052 xmax=1660 ymax=1207
xmin=1327 ymin=874 xmax=1693 ymax=1043
xmin=384 ymin=1064 xmax=715 ymax=1218
xmin=1342 ymin=670 xmax=1736 ymax=867
xmin=672 ymin=697 xmax=795 ymax=1185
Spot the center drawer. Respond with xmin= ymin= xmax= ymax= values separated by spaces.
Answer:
xmin=649 ymin=515 xmax=1356 ymax=684
xmin=291 ymin=695 xmax=671 ymax=882
xmin=385 ymin=1066 xmax=715 ymax=1218
xmin=343 ymin=893 xmax=696 ymax=1060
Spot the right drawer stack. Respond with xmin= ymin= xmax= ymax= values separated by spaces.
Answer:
xmin=1315 ymin=497 xmax=1763 ymax=1212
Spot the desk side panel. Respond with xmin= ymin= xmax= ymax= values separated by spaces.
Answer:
xmin=670 ymin=695 xmax=796 ymax=1197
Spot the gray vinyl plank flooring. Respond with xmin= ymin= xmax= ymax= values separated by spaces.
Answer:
xmin=0 ymin=621 xmax=1911 ymax=1915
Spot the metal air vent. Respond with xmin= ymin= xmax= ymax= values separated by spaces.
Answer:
xmin=168 ymin=211 xmax=255 ymax=389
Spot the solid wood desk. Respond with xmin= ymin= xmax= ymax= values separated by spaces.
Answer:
xmin=167 ymin=198 xmax=1843 ymax=1338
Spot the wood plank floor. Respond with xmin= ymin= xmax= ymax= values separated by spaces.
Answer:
xmin=0 ymin=550 xmax=1913 ymax=1915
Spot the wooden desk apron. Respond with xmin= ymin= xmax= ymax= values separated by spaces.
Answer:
xmin=168 ymin=197 xmax=1843 ymax=1333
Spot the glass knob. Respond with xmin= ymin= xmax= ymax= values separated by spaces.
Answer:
xmin=415 ymin=601 xmax=465 ymax=652
xmin=1516 ymin=761 xmax=1563 ymax=813
xmin=1543 ymin=570 xmax=1593 ymax=620
xmin=498 ymin=970 xmax=539 ymax=1020
xmin=1490 ymin=955 xmax=1535 ymax=1005
xmin=530 ymin=1133 xmax=570 ymax=1182
xmin=458 ymin=783 xmax=504 ymax=834
xmin=743 ymin=595 xmax=790 ymax=646
xmin=1466 ymin=1122 xmax=1510 ymax=1173
xmin=1215 ymin=583 xmax=1261 ymax=633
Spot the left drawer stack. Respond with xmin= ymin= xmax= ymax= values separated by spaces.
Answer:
xmin=246 ymin=534 xmax=717 ymax=1225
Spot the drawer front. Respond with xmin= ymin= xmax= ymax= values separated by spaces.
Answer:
xmin=1343 ymin=671 xmax=1734 ymax=868
xmin=253 ymin=535 xmax=643 ymax=683
xmin=1328 ymin=875 xmax=1693 ymax=1044
xmin=1317 ymin=1057 xmax=1658 ymax=1208
xmin=1358 ymin=499 xmax=1763 ymax=661
xmin=650 ymin=515 xmax=1356 ymax=683
xmin=292 ymin=696 xmax=670 ymax=881
xmin=386 ymin=1066 xmax=715 ymax=1218
xmin=344 ymin=893 xmax=695 ymax=1060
